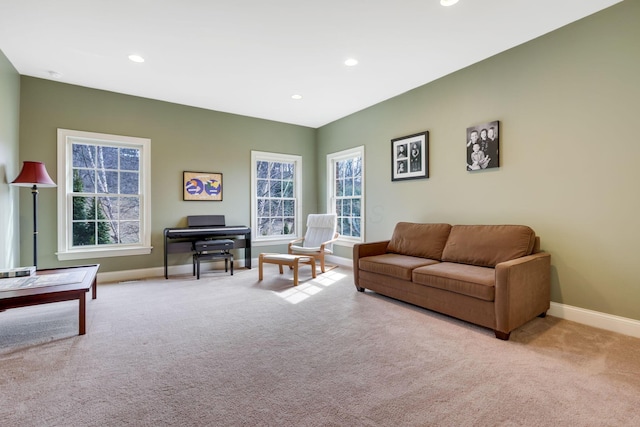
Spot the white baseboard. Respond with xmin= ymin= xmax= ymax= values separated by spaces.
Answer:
xmin=97 ymin=255 xmax=355 ymax=284
xmin=325 ymin=254 xmax=353 ymax=268
xmin=98 ymin=258 xmax=248 ymax=283
xmin=97 ymin=256 xmax=640 ymax=340
xmin=548 ymin=302 xmax=640 ymax=339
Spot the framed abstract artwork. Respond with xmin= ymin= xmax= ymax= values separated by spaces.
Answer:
xmin=391 ymin=131 xmax=429 ymax=181
xmin=183 ymin=171 xmax=223 ymax=201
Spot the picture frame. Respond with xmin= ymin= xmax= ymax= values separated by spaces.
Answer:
xmin=183 ymin=171 xmax=223 ymax=201
xmin=466 ymin=120 xmax=499 ymax=171
xmin=391 ymin=131 xmax=429 ymax=181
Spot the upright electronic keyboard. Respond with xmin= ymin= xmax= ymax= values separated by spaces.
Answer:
xmin=163 ymin=215 xmax=251 ymax=279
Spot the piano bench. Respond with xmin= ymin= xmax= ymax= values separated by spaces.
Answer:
xmin=193 ymin=252 xmax=234 ymax=279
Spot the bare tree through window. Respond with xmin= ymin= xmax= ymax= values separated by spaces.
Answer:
xmin=256 ymin=160 xmax=296 ymax=237
xmin=334 ymin=155 xmax=362 ymax=239
xmin=72 ymin=143 xmax=140 ymax=246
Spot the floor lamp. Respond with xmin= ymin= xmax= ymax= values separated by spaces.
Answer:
xmin=11 ymin=161 xmax=57 ymax=269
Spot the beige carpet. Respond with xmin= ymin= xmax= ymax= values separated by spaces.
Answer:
xmin=1 ymin=265 xmax=639 ymax=426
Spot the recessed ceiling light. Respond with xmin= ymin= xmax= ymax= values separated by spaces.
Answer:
xmin=344 ymin=58 xmax=359 ymax=67
xmin=291 ymin=94 xmax=303 ymax=100
xmin=128 ymin=54 xmax=145 ymax=63
xmin=440 ymin=0 xmax=459 ymax=6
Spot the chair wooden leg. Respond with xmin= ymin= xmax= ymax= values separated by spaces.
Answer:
xmin=320 ymin=254 xmax=326 ymax=273
xmin=258 ymin=254 xmax=264 ymax=281
xmin=310 ymin=258 xmax=317 ymax=278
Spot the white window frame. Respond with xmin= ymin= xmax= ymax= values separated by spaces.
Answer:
xmin=327 ymin=145 xmax=365 ymax=247
xmin=250 ymin=150 xmax=302 ymax=246
xmin=56 ymin=128 xmax=152 ymax=260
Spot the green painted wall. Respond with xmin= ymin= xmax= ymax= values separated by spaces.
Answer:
xmin=9 ymin=1 xmax=640 ymax=321
xmin=18 ymin=78 xmax=316 ymax=272
xmin=317 ymin=1 xmax=640 ymax=320
xmin=0 ymin=49 xmax=21 ymax=269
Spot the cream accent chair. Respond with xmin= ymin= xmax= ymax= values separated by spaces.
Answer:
xmin=288 ymin=214 xmax=339 ymax=273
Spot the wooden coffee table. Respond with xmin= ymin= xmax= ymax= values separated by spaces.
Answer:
xmin=0 ymin=264 xmax=99 ymax=335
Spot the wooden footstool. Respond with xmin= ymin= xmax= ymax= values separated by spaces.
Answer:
xmin=258 ymin=253 xmax=316 ymax=286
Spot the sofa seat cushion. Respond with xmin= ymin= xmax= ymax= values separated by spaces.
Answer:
xmin=441 ymin=225 xmax=536 ymax=267
xmin=359 ymin=254 xmax=440 ymax=281
xmin=387 ymin=222 xmax=452 ymax=260
xmin=412 ymin=262 xmax=495 ymax=301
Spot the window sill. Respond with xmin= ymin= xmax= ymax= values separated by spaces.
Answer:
xmin=57 ymin=246 xmax=153 ymax=261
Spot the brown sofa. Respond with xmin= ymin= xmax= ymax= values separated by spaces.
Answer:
xmin=353 ymin=223 xmax=551 ymax=340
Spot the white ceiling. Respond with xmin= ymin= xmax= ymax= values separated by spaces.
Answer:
xmin=0 ymin=0 xmax=622 ymax=128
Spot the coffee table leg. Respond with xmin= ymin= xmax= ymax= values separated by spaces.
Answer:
xmin=79 ymin=294 xmax=86 ymax=335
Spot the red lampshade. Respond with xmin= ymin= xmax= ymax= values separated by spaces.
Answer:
xmin=11 ymin=161 xmax=57 ymax=187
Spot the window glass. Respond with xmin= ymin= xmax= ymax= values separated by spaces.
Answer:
xmin=71 ymin=143 xmax=141 ymax=246
xmin=327 ymin=147 xmax=364 ymax=243
xmin=251 ymin=151 xmax=302 ymax=242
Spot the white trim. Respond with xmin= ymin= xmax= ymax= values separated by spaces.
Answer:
xmin=250 ymin=150 xmax=302 ymax=243
xmin=327 ymin=145 xmax=365 ymax=243
xmin=324 ymin=254 xmax=353 ymax=267
xmin=99 ymin=258 xmax=247 ymax=283
xmin=56 ymin=128 xmax=151 ymax=260
xmin=548 ymin=302 xmax=640 ymax=339
xmin=57 ymin=246 xmax=152 ymax=260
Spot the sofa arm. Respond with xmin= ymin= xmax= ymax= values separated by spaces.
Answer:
xmin=352 ymin=240 xmax=390 ymax=290
xmin=494 ymin=252 xmax=551 ymax=336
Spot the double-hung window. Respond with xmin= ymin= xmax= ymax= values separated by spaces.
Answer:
xmin=56 ymin=129 xmax=152 ymax=260
xmin=327 ymin=146 xmax=364 ymax=245
xmin=251 ymin=151 xmax=302 ymax=244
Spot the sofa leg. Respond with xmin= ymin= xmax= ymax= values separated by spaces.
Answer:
xmin=538 ymin=311 xmax=547 ymax=318
xmin=356 ymin=286 xmax=365 ymax=292
xmin=494 ymin=330 xmax=511 ymax=340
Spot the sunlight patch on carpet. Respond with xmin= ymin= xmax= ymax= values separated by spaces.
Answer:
xmin=273 ymin=269 xmax=347 ymax=304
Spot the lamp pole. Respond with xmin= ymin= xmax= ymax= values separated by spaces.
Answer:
xmin=31 ymin=184 xmax=39 ymax=268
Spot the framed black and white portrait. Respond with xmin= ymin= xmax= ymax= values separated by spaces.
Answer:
xmin=466 ymin=120 xmax=499 ymax=171
xmin=391 ymin=131 xmax=429 ymax=181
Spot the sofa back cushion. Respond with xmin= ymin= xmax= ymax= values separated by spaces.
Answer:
xmin=441 ymin=225 xmax=536 ymax=267
xmin=387 ymin=222 xmax=452 ymax=260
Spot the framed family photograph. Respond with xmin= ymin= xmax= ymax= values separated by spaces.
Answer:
xmin=466 ymin=120 xmax=499 ymax=171
xmin=183 ymin=171 xmax=223 ymax=201
xmin=391 ymin=131 xmax=429 ymax=181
